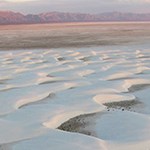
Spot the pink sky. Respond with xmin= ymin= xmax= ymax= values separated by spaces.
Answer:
xmin=0 ymin=0 xmax=150 ymax=14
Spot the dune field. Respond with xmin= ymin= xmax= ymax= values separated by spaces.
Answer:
xmin=0 ymin=22 xmax=150 ymax=150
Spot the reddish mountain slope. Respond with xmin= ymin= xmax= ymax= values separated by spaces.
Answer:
xmin=0 ymin=11 xmax=150 ymax=25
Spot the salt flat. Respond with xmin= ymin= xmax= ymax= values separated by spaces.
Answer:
xmin=0 ymin=23 xmax=150 ymax=150
xmin=0 ymin=22 xmax=150 ymax=50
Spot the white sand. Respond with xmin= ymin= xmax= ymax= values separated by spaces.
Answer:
xmin=0 ymin=23 xmax=150 ymax=150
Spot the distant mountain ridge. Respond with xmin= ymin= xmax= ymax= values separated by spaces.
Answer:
xmin=0 ymin=11 xmax=150 ymax=24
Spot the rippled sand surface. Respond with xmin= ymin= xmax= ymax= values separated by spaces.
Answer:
xmin=0 ymin=23 xmax=150 ymax=150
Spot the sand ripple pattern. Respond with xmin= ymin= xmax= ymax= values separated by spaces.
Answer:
xmin=0 ymin=48 xmax=150 ymax=150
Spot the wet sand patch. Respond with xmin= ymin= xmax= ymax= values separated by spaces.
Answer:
xmin=57 ymin=113 xmax=97 ymax=136
xmin=104 ymin=99 xmax=141 ymax=111
xmin=128 ymin=84 xmax=150 ymax=92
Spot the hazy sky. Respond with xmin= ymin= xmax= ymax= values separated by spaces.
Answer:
xmin=0 ymin=0 xmax=150 ymax=14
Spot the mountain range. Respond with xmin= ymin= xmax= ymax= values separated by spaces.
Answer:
xmin=0 ymin=11 xmax=150 ymax=25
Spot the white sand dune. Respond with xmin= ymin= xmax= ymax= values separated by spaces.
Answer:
xmin=15 ymin=92 xmax=54 ymax=109
xmin=93 ymin=93 xmax=136 ymax=104
xmin=94 ymin=111 xmax=150 ymax=142
xmin=0 ymin=25 xmax=150 ymax=150
xmin=121 ymin=78 xmax=150 ymax=92
xmin=12 ymin=131 xmax=108 ymax=150
xmin=103 ymin=72 xmax=134 ymax=81
xmin=0 ymin=47 xmax=149 ymax=150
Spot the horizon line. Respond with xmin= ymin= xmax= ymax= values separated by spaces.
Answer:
xmin=1 ymin=10 xmax=150 ymax=15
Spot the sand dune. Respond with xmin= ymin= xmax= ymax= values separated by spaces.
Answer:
xmin=0 ymin=23 xmax=150 ymax=150
xmin=122 ymin=78 xmax=150 ymax=92
xmin=0 ymin=47 xmax=149 ymax=150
